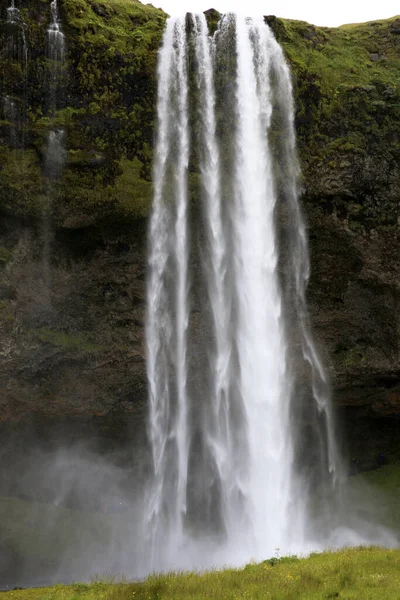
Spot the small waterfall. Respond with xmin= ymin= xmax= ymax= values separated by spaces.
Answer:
xmin=2 ymin=0 xmax=28 ymax=148
xmin=47 ymin=0 xmax=66 ymax=120
xmin=6 ymin=0 xmax=28 ymax=63
xmin=42 ymin=0 xmax=66 ymax=298
xmin=48 ymin=0 xmax=65 ymax=70
xmin=146 ymin=12 xmax=342 ymax=572
xmin=6 ymin=0 xmax=18 ymax=21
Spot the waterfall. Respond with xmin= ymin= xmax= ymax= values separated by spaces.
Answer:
xmin=2 ymin=0 xmax=28 ymax=148
xmin=42 ymin=0 xmax=66 ymax=298
xmin=6 ymin=0 xmax=27 ymax=61
xmin=48 ymin=0 xmax=65 ymax=67
xmin=146 ymin=12 xmax=341 ymax=572
xmin=47 ymin=0 xmax=66 ymax=119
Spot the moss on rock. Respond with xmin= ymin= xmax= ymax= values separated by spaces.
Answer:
xmin=1 ymin=0 xmax=166 ymax=225
xmin=0 ymin=5 xmax=399 ymax=230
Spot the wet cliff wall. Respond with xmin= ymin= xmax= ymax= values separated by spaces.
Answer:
xmin=0 ymin=2 xmax=399 ymax=460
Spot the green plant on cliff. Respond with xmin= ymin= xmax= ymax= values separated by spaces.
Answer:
xmin=30 ymin=327 xmax=104 ymax=353
xmin=0 ymin=5 xmax=399 ymax=228
xmin=0 ymin=299 xmax=14 ymax=322
xmin=269 ymin=15 xmax=400 ymax=230
xmin=0 ymin=147 xmax=46 ymax=218
xmin=1 ymin=0 xmax=166 ymax=223
xmin=59 ymin=0 xmax=166 ymax=212
xmin=0 ymin=246 xmax=12 ymax=264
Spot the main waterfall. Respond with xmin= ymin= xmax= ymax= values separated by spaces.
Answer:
xmin=146 ymin=13 xmax=341 ymax=571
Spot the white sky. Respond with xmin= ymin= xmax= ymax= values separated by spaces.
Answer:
xmin=143 ymin=0 xmax=399 ymax=27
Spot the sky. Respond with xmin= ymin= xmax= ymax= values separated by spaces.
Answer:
xmin=142 ymin=0 xmax=399 ymax=27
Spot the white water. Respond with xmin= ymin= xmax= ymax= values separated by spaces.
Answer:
xmin=46 ymin=0 xmax=66 ymax=172
xmin=5 ymin=0 xmax=28 ymax=105
xmin=230 ymin=15 xmax=294 ymax=557
xmin=146 ymin=16 xmax=190 ymax=566
xmin=48 ymin=0 xmax=65 ymax=64
xmin=42 ymin=0 xmax=66 ymax=299
xmin=7 ymin=0 xmax=19 ymax=24
xmin=191 ymin=13 xmax=241 ymax=541
xmin=145 ymin=12 xmax=396 ymax=574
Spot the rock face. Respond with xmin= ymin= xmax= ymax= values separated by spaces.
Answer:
xmin=0 ymin=2 xmax=399 ymax=460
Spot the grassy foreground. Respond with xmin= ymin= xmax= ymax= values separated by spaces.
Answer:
xmin=4 ymin=547 xmax=400 ymax=599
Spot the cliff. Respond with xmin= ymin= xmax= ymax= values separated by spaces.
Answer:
xmin=0 ymin=1 xmax=399 ymax=459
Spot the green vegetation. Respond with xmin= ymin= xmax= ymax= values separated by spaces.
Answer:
xmin=0 ymin=246 xmax=13 ymax=264
xmin=280 ymin=17 xmax=400 ymax=90
xmin=1 ymin=5 xmax=399 ymax=227
xmin=3 ymin=547 xmax=400 ymax=599
xmin=30 ymin=328 xmax=104 ymax=353
xmin=271 ymin=15 xmax=400 ymax=230
xmin=333 ymin=344 xmax=366 ymax=368
xmin=0 ymin=147 xmax=46 ymax=219
xmin=0 ymin=299 xmax=14 ymax=322
xmin=1 ymin=0 xmax=165 ymax=223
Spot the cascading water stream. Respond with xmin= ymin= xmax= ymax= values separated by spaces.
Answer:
xmin=6 ymin=0 xmax=27 ymax=63
xmin=42 ymin=0 xmax=66 ymax=298
xmin=3 ymin=0 xmax=28 ymax=148
xmin=48 ymin=0 xmax=65 ymax=69
xmin=230 ymin=15 xmax=294 ymax=556
xmin=146 ymin=16 xmax=190 ymax=566
xmin=190 ymin=13 xmax=242 ymax=541
xmin=146 ymin=12 xmax=346 ymax=572
xmin=266 ymin=35 xmax=341 ymax=482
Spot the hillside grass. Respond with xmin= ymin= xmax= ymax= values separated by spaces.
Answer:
xmin=280 ymin=15 xmax=400 ymax=94
xmin=4 ymin=546 xmax=400 ymax=599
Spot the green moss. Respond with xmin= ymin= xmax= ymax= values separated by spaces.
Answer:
xmin=112 ymin=157 xmax=152 ymax=218
xmin=0 ymin=0 xmax=166 ymax=225
xmin=30 ymin=328 xmax=104 ymax=353
xmin=0 ymin=6 xmax=399 ymax=229
xmin=0 ymin=246 xmax=13 ymax=264
xmin=0 ymin=147 xmax=46 ymax=218
xmin=273 ymin=16 xmax=400 ymax=229
xmin=334 ymin=343 xmax=366 ymax=367
xmin=0 ymin=300 xmax=15 ymax=322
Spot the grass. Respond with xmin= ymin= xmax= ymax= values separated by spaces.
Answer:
xmin=3 ymin=547 xmax=400 ymax=599
xmin=280 ymin=15 xmax=400 ymax=94
xmin=62 ymin=0 xmax=166 ymax=56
